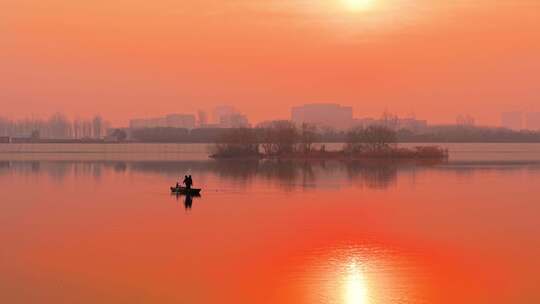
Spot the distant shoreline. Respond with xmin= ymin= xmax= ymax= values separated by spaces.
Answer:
xmin=3 ymin=140 xmax=540 ymax=144
xmin=2 ymin=143 xmax=540 ymax=164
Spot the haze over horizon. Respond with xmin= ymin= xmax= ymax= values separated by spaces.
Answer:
xmin=1 ymin=0 xmax=539 ymax=126
xmin=2 ymin=2 xmax=540 ymax=303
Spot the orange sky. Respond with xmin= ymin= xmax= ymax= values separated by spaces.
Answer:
xmin=1 ymin=0 xmax=539 ymax=126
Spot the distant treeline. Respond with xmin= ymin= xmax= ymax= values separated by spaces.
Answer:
xmin=130 ymin=128 xmax=230 ymax=143
xmin=130 ymin=125 xmax=540 ymax=143
xmin=0 ymin=113 xmax=107 ymax=139
xmin=397 ymin=126 xmax=540 ymax=143
xmin=5 ymin=124 xmax=539 ymax=143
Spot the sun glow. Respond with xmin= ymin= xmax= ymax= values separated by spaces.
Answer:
xmin=343 ymin=0 xmax=375 ymax=11
xmin=344 ymin=261 xmax=369 ymax=304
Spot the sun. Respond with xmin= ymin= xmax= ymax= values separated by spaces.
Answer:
xmin=343 ymin=0 xmax=375 ymax=11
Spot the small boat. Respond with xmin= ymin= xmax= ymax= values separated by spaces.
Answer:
xmin=170 ymin=186 xmax=202 ymax=195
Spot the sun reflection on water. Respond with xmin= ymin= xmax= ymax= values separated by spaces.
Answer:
xmin=293 ymin=245 xmax=424 ymax=304
xmin=344 ymin=261 xmax=369 ymax=304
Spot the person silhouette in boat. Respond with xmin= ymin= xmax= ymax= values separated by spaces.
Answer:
xmin=187 ymin=175 xmax=193 ymax=190
xmin=182 ymin=175 xmax=189 ymax=189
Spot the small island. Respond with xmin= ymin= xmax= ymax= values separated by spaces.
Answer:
xmin=210 ymin=121 xmax=449 ymax=160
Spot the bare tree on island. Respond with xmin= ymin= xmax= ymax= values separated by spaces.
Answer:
xmin=211 ymin=121 xmax=425 ymax=159
xmin=257 ymin=120 xmax=298 ymax=156
xmin=211 ymin=121 xmax=299 ymax=158
xmin=299 ymin=123 xmax=318 ymax=154
xmin=260 ymin=127 xmax=275 ymax=155
xmin=211 ymin=128 xmax=260 ymax=158
xmin=345 ymin=125 xmax=397 ymax=153
xmin=345 ymin=126 xmax=366 ymax=153
xmin=381 ymin=111 xmax=399 ymax=130
xmin=362 ymin=125 xmax=398 ymax=152
xmin=270 ymin=121 xmax=298 ymax=155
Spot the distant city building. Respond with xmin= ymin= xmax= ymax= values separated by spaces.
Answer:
xmin=352 ymin=117 xmax=427 ymax=132
xmin=213 ymin=105 xmax=238 ymax=123
xmin=291 ymin=103 xmax=353 ymax=130
xmin=201 ymin=123 xmax=221 ymax=129
xmin=130 ymin=113 xmax=196 ymax=129
xmin=130 ymin=118 xmax=166 ymax=129
xmin=526 ymin=112 xmax=540 ymax=130
xmin=456 ymin=115 xmax=476 ymax=126
xmin=501 ymin=112 xmax=523 ymax=130
xmin=197 ymin=110 xmax=208 ymax=127
xmin=165 ymin=114 xmax=196 ymax=129
xmin=213 ymin=105 xmax=250 ymax=128
xmin=219 ymin=113 xmax=250 ymax=128
xmin=256 ymin=120 xmax=281 ymax=129
xmin=351 ymin=118 xmax=376 ymax=128
xmin=397 ymin=118 xmax=428 ymax=132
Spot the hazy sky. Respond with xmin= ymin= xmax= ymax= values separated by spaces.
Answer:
xmin=1 ymin=0 xmax=539 ymax=126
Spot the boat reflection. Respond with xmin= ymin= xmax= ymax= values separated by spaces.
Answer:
xmin=171 ymin=192 xmax=201 ymax=210
xmin=184 ymin=195 xmax=193 ymax=210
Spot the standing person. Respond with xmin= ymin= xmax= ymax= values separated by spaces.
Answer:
xmin=183 ymin=175 xmax=189 ymax=189
xmin=187 ymin=175 xmax=193 ymax=189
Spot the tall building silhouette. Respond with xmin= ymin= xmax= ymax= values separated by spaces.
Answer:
xmin=291 ymin=103 xmax=353 ymax=130
xmin=130 ymin=114 xmax=196 ymax=129
xmin=213 ymin=105 xmax=250 ymax=128
xmin=501 ymin=112 xmax=523 ymax=130
xmin=197 ymin=110 xmax=208 ymax=127
xmin=526 ymin=112 xmax=540 ymax=130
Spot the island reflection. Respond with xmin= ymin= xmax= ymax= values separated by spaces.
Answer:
xmin=2 ymin=158 xmax=539 ymax=190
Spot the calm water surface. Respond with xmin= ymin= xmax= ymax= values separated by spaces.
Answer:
xmin=0 ymin=144 xmax=539 ymax=303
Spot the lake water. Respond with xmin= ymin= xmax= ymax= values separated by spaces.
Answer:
xmin=0 ymin=144 xmax=539 ymax=303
